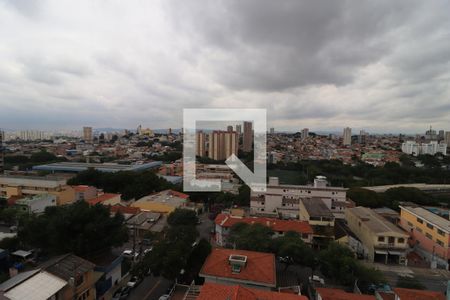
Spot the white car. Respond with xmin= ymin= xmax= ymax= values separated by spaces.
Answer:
xmin=122 ymin=249 xmax=139 ymax=260
xmin=143 ymin=247 xmax=153 ymax=255
xmin=309 ymin=275 xmax=325 ymax=285
xmin=127 ymin=276 xmax=142 ymax=288
xmin=158 ymin=295 xmax=170 ymax=300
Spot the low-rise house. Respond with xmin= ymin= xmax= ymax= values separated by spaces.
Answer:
xmin=91 ymin=254 xmax=123 ymax=299
xmin=40 ymin=253 xmax=97 ymax=300
xmin=299 ymin=198 xmax=335 ymax=246
xmin=131 ymin=189 xmax=199 ymax=214
xmin=199 ymin=248 xmax=276 ymax=290
xmin=316 ymin=287 xmax=376 ymax=300
xmin=399 ymin=205 xmax=450 ymax=269
xmin=196 ymin=282 xmax=308 ymax=300
xmin=87 ymin=193 xmax=121 ymax=206
xmin=346 ymin=207 xmax=409 ymax=264
xmin=214 ymin=213 xmax=313 ymax=247
xmin=73 ymin=185 xmax=98 ymax=201
xmin=126 ymin=211 xmax=163 ymax=237
xmin=15 ymin=194 xmax=56 ymax=214
xmin=0 ymin=269 xmax=68 ymax=300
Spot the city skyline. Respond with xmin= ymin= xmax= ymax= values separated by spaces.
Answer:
xmin=1 ymin=1 xmax=450 ymax=132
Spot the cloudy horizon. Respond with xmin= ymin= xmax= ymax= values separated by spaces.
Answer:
xmin=0 ymin=0 xmax=449 ymax=133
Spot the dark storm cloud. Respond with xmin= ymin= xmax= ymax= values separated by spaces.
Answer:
xmin=0 ymin=0 xmax=449 ymax=132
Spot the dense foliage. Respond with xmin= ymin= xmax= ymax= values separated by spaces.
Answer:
xmin=4 ymin=150 xmax=66 ymax=170
xmin=67 ymin=169 xmax=174 ymax=200
xmin=268 ymin=158 xmax=450 ymax=188
xmin=167 ymin=209 xmax=198 ymax=226
xmin=18 ymin=201 xmax=128 ymax=258
xmin=348 ymin=187 xmax=444 ymax=209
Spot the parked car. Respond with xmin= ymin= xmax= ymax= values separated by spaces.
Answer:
xmin=127 ymin=276 xmax=142 ymax=288
xmin=158 ymin=295 xmax=170 ymax=300
xmin=112 ymin=286 xmax=131 ymax=300
xmin=143 ymin=247 xmax=153 ymax=255
xmin=309 ymin=275 xmax=325 ymax=285
xmin=122 ymin=249 xmax=139 ymax=260
xmin=141 ymin=238 xmax=152 ymax=246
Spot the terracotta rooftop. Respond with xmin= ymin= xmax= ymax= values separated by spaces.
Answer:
xmin=316 ymin=288 xmax=376 ymax=300
xmin=200 ymin=248 xmax=276 ymax=286
xmin=197 ymin=283 xmax=308 ymax=300
xmin=215 ymin=213 xmax=313 ymax=234
xmin=110 ymin=204 xmax=141 ymax=215
xmin=87 ymin=193 xmax=120 ymax=205
xmin=393 ymin=288 xmax=445 ymax=300
xmin=72 ymin=185 xmax=93 ymax=192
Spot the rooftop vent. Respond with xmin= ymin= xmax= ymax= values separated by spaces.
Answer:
xmin=229 ymin=254 xmax=247 ymax=273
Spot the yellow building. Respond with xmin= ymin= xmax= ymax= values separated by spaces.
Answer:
xmin=131 ymin=189 xmax=190 ymax=214
xmin=0 ymin=175 xmax=75 ymax=206
xmin=399 ymin=205 xmax=450 ymax=269
xmin=346 ymin=207 xmax=408 ymax=264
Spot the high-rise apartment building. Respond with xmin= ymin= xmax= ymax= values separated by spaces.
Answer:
xmin=269 ymin=128 xmax=275 ymax=134
xmin=358 ymin=130 xmax=367 ymax=144
xmin=438 ymin=130 xmax=445 ymax=140
xmin=301 ymin=128 xmax=309 ymax=140
xmin=445 ymin=132 xmax=450 ymax=148
xmin=208 ymin=131 xmax=238 ymax=161
xmin=235 ymin=124 xmax=242 ymax=134
xmin=0 ymin=130 xmax=4 ymax=173
xmin=343 ymin=127 xmax=352 ymax=146
xmin=243 ymin=121 xmax=253 ymax=152
xmin=196 ymin=131 xmax=206 ymax=157
xmin=227 ymin=125 xmax=233 ymax=132
xmin=83 ymin=127 xmax=93 ymax=143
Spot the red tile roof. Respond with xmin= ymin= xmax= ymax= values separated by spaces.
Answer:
xmin=197 ymin=283 xmax=308 ymax=300
xmin=393 ymin=288 xmax=445 ymax=300
xmin=87 ymin=193 xmax=120 ymax=205
xmin=316 ymin=288 xmax=376 ymax=300
xmin=72 ymin=185 xmax=93 ymax=192
xmin=110 ymin=204 xmax=141 ymax=215
xmin=167 ymin=190 xmax=189 ymax=199
xmin=215 ymin=213 xmax=313 ymax=234
xmin=200 ymin=248 xmax=276 ymax=286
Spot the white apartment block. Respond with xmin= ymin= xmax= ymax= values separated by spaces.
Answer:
xmin=250 ymin=176 xmax=349 ymax=219
xmin=401 ymin=140 xmax=447 ymax=156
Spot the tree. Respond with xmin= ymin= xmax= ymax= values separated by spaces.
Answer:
xmin=228 ymin=223 xmax=273 ymax=252
xmin=167 ymin=209 xmax=198 ymax=226
xmin=319 ymin=242 xmax=357 ymax=285
xmin=30 ymin=150 xmax=57 ymax=163
xmin=271 ymin=231 xmax=315 ymax=270
xmin=18 ymin=201 xmax=128 ymax=258
xmin=136 ymin=225 xmax=199 ymax=279
xmin=347 ymin=188 xmax=382 ymax=208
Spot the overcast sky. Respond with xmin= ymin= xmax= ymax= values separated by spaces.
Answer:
xmin=0 ymin=0 xmax=449 ymax=133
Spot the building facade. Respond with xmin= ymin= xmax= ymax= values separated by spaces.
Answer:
xmin=346 ymin=207 xmax=409 ymax=264
xmin=208 ymin=131 xmax=238 ymax=161
xmin=250 ymin=176 xmax=348 ymax=219
xmin=343 ymin=127 xmax=352 ymax=146
xmin=83 ymin=126 xmax=93 ymax=143
xmin=399 ymin=205 xmax=450 ymax=269
xmin=0 ymin=175 xmax=75 ymax=205
xmin=243 ymin=121 xmax=253 ymax=152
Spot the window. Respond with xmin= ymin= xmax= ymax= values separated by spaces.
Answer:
xmin=77 ymin=289 xmax=89 ymax=300
xmin=425 ymin=233 xmax=433 ymax=240
xmin=426 ymin=223 xmax=434 ymax=230
xmin=407 ymin=221 xmax=413 ymax=227
xmin=416 ymin=227 xmax=423 ymax=233
xmin=388 ymin=237 xmax=395 ymax=244
xmin=417 ymin=218 xmax=423 ymax=224
xmin=398 ymin=238 xmax=405 ymax=243
xmin=437 ymin=240 xmax=445 ymax=247
xmin=378 ymin=236 xmax=385 ymax=242
xmin=438 ymin=229 xmax=445 ymax=236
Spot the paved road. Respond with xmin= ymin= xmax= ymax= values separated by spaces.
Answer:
xmin=196 ymin=212 xmax=213 ymax=242
xmin=366 ymin=262 xmax=450 ymax=293
xmin=128 ymin=275 xmax=172 ymax=300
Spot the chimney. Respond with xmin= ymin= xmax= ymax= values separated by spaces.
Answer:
xmin=229 ymin=254 xmax=247 ymax=273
